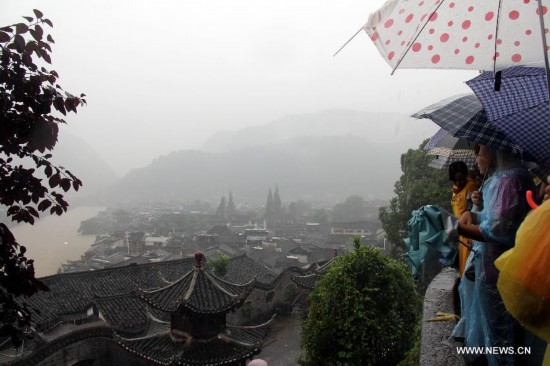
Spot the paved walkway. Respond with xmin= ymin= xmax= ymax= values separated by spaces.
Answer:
xmin=255 ymin=315 xmax=303 ymax=366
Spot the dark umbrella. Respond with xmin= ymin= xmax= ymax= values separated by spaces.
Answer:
xmin=466 ymin=67 xmax=550 ymax=164
xmin=412 ymin=94 xmax=536 ymax=161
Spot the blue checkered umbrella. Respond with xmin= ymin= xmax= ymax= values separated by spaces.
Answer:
xmin=412 ymin=94 xmax=536 ymax=161
xmin=466 ymin=67 xmax=550 ymax=164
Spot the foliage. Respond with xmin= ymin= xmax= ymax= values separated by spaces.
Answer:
xmin=0 ymin=10 xmax=86 ymax=224
xmin=300 ymin=237 xmax=421 ymax=366
xmin=333 ymin=194 xmax=379 ymax=222
xmin=215 ymin=196 xmax=226 ymax=218
xmin=0 ymin=224 xmax=48 ymax=346
xmin=397 ymin=317 xmax=422 ymax=366
xmin=0 ymin=10 xmax=84 ymax=345
xmin=208 ymin=252 xmax=229 ymax=277
xmin=226 ymin=191 xmax=236 ymax=216
xmin=379 ymin=141 xmax=450 ymax=256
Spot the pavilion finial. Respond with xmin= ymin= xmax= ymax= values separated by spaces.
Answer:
xmin=194 ymin=252 xmax=204 ymax=268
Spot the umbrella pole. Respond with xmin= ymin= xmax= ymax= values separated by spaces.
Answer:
xmin=536 ymin=0 xmax=550 ymax=101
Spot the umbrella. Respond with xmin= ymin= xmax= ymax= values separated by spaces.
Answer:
xmin=466 ymin=67 xmax=550 ymax=164
xmin=412 ymin=93 xmax=536 ymax=160
xmin=403 ymin=205 xmax=457 ymax=277
xmin=363 ymin=0 xmax=550 ymax=74
xmin=424 ymin=128 xmax=476 ymax=169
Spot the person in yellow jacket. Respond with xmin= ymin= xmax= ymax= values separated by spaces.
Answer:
xmin=449 ymin=161 xmax=477 ymax=276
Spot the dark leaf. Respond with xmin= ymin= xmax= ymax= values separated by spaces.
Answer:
xmin=33 ymin=9 xmax=43 ymax=19
xmin=41 ymin=51 xmax=51 ymax=64
xmin=7 ymin=206 xmax=20 ymax=216
xmin=0 ymin=31 xmax=10 ymax=43
xmin=42 ymin=19 xmax=53 ymax=28
xmin=23 ymin=16 xmax=34 ymax=22
xmin=29 ymin=29 xmax=39 ymax=42
xmin=48 ymin=173 xmax=60 ymax=188
xmin=53 ymin=97 xmax=65 ymax=115
xmin=60 ymin=179 xmax=71 ymax=192
xmin=46 ymin=34 xmax=54 ymax=43
xmin=34 ymin=25 xmax=43 ymax=40
xmin=14 ymin=34 xmax=25 ymax=52
xmin=44 ymin=164 xmax=52 ymax=177
xmin=38 ymin=199 xmax=52 ymax=211
xmin=16 ymin=23 xmax=28 ymax=34
xmin=26 ymin=206 xmax=39 ymax=218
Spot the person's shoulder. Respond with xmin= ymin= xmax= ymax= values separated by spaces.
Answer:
xmin=465 ymin=179 xmax=476 ymax=191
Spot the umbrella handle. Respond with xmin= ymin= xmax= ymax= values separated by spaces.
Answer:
xmin=526 ymin=190 xmax=539 ymax=210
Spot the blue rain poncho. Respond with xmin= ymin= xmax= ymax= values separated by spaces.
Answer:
xmin=402 ymin=205 xmax=458 ymax=277
xmin=459 ymin=164 xmax=533 ymax=366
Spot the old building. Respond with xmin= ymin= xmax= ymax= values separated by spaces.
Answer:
xmin=1 ymin=254 xmax=307 ymax=366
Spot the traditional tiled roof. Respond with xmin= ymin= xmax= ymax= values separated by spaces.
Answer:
xmin=27 ymin=258 xmax=195 ymax=322
xmin=116 ymin=316 xmax=274 ymax=366
xmin=93 ymin=294 xmax=148 ymax=332
xmin=207 ymin=225 xmax=236 ymax=235
xmin=140 ymin=254 xmax=255 ymax=314
xmin=223 ymin=255 xmax=277 ymax=289
xmin=290 ymin=257 xmax=337 ymax=290
xmin=25 ymin=255 xmax=275 ymax=331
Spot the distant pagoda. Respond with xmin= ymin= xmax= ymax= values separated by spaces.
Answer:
xmin=116 ymin=252 xmax=274 ymax=366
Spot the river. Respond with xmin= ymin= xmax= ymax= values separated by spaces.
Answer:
xmin=10 ymin=206 xmax=106 ymax=278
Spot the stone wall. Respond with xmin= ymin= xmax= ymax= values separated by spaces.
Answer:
xmin=419 ymin=268 xmax=464 ymax=366
xmin=7 ymin=327 xmax=114 ymax=366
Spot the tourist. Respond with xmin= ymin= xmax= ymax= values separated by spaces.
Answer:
xmin=449 ymin=161 xmax=477 ymax=277
xmin=457 ymin=144 xmax=534 ymax=365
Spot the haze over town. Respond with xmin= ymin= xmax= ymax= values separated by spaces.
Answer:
xmin=3 ymin=0 xmax=475 ymax=176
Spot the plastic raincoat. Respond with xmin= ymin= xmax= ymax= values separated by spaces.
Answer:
xmin=460 ymin=160 xmax=533 ymax=365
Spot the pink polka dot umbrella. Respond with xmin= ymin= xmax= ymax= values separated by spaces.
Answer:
xmin=362 ymin=0 xmax=550 ymax=76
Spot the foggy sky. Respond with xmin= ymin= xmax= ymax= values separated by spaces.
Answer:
xmin=2 ymin=0 xmax=476 ymax=175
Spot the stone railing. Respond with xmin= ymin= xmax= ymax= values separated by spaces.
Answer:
xmin=5 ymin=326 xmax=113 ymax=366
xmin=419 ymin=267 xmax=464 ymax=366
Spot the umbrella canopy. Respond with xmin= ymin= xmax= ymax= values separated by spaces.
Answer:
xmin=425 ymin=128 xmax=476 ymax=169
xmin=403 ymin=205 xmax=457 ymax=277
xmin=466 ymin=67 xmax=550 ymax=164
xmin=412 ymin=94 xmax=536 ymax=161
xmin=364 ymin=0 xmax=550 ymax=72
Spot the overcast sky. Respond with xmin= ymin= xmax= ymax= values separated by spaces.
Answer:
xmin=2 ymin=0 xmax=476 ymax=175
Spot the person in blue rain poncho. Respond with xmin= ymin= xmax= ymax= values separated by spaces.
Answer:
xmin=457 ymin=144 xmax=534 ymax=366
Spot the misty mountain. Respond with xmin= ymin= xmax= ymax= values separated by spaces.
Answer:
xmin=202 ymin=109 xmax=437 ymax=153
xmin=53 ymin=131 xmax=119 ymax=198
xmin=95 ymin=134 xmax=407 ymax=205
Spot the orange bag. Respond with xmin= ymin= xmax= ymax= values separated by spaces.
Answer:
xmin=495 ymin=200 xmax=550 ymax=344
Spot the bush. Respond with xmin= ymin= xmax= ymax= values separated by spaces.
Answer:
xmin=300 ymin=238 xmax=421 ymax=366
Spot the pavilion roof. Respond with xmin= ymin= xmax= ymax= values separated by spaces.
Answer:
xmin=116 ymin=316 xmax=274 ymax=366
xmin=139 ymin=253 xmax=255 ymax=314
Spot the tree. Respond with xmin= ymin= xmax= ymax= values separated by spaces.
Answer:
xmin=0 ymin=10 xmax=85 ymax=345
xmin=215 ymin=196 xmax=226 ymax=218
xmin=226 ymin=191 xmax=236 ymax=217
xmin=273 ymin=184 xmax=282 ymax=215
xmin=332 ymin=194 xmax=378 ymax=222
xmin=0 ymin=11 xmax=85 ymax=224
xmin=379 ymin=141 xmax=450 ymax=257
xmin=265 ymin=188 xmax=274 ymax=219
xmin=300 ymin=238 xmax=421 ymax=366
xmin=208 ymin=252 xmax=229 ymax=277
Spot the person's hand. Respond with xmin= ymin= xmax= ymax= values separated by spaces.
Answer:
xmin=471 ymin=191 xmax=483 ymax=207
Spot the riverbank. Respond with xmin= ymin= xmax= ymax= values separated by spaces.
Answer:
xmin=9 ymin=206 xmax=106 ymax=277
